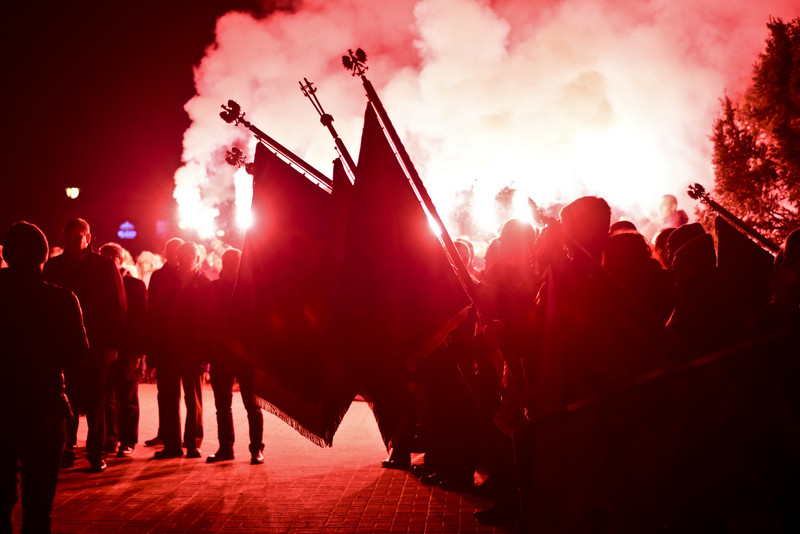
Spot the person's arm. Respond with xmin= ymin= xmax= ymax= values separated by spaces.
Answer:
xmin=61 ymin=289 xmax=90 ymax=369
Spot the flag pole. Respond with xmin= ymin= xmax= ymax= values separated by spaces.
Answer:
xmin=299 ymin=78 xmax=358 ymax=185
xmin=341 ymin=49 xmax=478 ymax=299
xmin=688 ymin=183 xmax=780 ymax=256
xmin=220 ymin=99 xmax=333 ymax=192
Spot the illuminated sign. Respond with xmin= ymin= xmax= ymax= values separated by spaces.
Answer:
xmin=117 ymin=221 xmax=137 ymax=240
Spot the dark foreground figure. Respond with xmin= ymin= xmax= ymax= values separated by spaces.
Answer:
xmin=207 ymin=248 xmax=265 ymax=465
xmin=43 ymin=218 xmax=127 ymax=473
xmin=0 ymin=222 xmax=89 ymax=533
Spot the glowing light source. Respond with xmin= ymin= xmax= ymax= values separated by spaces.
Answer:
xmin=117 ymin=221 xmax=137 ymax=240
xmin=65 ymin=187 xmax=80 ymax=199
xmin=174 ymin=168 xmax=218 ymax=237
xmin=234 ymin=167 xmax=254 ymax=230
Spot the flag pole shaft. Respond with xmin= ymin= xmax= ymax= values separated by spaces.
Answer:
xmin=688 ymin=183 xmax=780 ymax=255
xmin=359 ymin=75 xmax=478 ymax=299
xmin=220 ymin=99 xmax=333 ymax=190
xmin=247 ymin=122 xmax=333 ymax=190
xmin=300 ymin=78 xmax=358 ymax=184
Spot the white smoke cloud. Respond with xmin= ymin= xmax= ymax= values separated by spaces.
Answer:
xmin=174 ymin=0 xmax=798 ymax=240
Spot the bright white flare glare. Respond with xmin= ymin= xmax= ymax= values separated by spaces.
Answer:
xmin=174 ymin=167 xmax=218 ymax=238
xmin=234 ymin=167 xmax=254 ymax=230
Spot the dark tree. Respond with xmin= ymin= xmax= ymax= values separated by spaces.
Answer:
xmin=707 ymin=17 xmax=800 ymax=242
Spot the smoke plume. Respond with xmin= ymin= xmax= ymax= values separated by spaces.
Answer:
xmin=174 ymin=0 xmax=797 ymax=241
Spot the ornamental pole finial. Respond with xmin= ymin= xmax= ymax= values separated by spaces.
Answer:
xmin=342 ymin=48 xmax=368 ymax=77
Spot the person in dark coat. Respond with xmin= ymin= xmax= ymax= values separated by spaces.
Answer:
xmin=152 ymin=242 xmax=209 ymax=459
xmin=99 ymin=243 xmax=147 ymax=458
xmin=43 ymin=218 xmax=126 ymax=473
xmin=206 ymin=248 xmax=265 ymax=464
xmin=143 ymin=237 xmax=183 ymax=448
xmin=0 ymin=221 xmax=89 ymax=533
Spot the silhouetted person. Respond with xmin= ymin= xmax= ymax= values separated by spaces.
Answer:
xmin=754 ymin=227 xmax=800 ymax=336
xmin=666 ymin=223 xmax=741 ymax=360
xmin=144 ymin=237 xmax=183 ymax=448
xmin=480 ymin=237 xmax=501 ymax=281
xmin=516 ymin=197 xmax=678 ymax=531
xmin=207 ymin=249 xmax=265 ymax=464
xmin=653 ymin=227 xmax=675 ymax=269
xmin=0 ymin=221 xmax=89 ymax=533
xmin=99 ymin=243 xmax=147 ymax=458
xmin=602 ymin=231 xmax=675 ymax=324
xmin=474 ymin=218 xmax=539 ymax=526
xmin=43 ymin=218 xmax=126 ymax=473
xmin=608 ymin=219 xmax=637 ymax=236
xmin=659 ymin=194 xmax=689 ymax=230
xmin=153 ymin=242 xmax=209 ymax=459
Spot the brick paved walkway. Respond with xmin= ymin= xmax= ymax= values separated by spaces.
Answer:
xmin=24 ymin=383 xmax=511 ymax=533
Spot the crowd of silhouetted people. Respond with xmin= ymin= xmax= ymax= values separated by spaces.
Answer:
xmin=377 ymin=194 xmax=800 ymax=531
xmin=0 ymin=218 xmax=263 ymax=533
xmin=2 ymin=191 xmax=799 ymax=532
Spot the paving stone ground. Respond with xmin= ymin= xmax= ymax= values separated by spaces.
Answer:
xmin=15 ymin=383 xmax=512 ymax=533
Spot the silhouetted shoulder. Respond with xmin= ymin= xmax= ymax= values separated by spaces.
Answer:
xmin=40 ymin=278 xmax=82 ymax=310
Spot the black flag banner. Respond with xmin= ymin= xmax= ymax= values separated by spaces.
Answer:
xmin=226 ymin=100 xmax=468 ymax=449
xmin=344 ymin=102 xmax=470 ymax=368
xmin=227 ymin=143 xmax=354 ymax=447
xmin=330 ymin=102 xmax=471 ymax=448
xmin=715 ymin=215 xmax=774 ymax=320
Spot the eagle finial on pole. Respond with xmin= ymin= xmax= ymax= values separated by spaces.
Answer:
xmin=342 ymin=48 xmax=368 ymax=77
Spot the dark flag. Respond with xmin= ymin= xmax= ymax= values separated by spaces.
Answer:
xmin=330 ymin=157 xmax=353 ymax=266
xmin=227 ymin=143 xmax=353 ymax=447
xmin=332 ymin=102 xmax=470 ymax=448
xmin=715 ymin=215 xmax=774 ymax=321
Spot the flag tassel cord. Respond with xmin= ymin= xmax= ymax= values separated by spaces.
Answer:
xmin=220 ymin=100 xmax=333 ymax=193
xmin=299 ymin=77 xmax=358 ymax=185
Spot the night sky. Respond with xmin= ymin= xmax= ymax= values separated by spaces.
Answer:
xmin=1 ymin=2 xmax=264 ymax=253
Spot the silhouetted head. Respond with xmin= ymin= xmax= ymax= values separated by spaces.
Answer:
xmin=177 ymin=242 xmax=200 ymax=274
xmin=498 ymin=219 xmax=536 ymax=261
xmin=603 ymin=232 xmax=654 ymax=278
xmin=219 ymin=248 xmax=242 ymax=281
xmin=672 ymin=233 xmax=717 ymax=290
xmin=609 ymin=220 xmax=637 ymax=236
xmin=783 ymin=227 xmax=800 ymax=267
xmin=772 ymin=227 xmax=800 ymax=302
xmin=560 ymin=196 xmax=611 ymax=259
xmin=136 ymin=250 xmax=158 ymax=274
xmin=3 ymin=221 xmax=49 ymax=270
xmin=653 ymin=227 xmax=675 ymax=268
xmin=99 ymin=242 xmax=125 ymax=268
xmin=482 ymin=238 xmax=501 ymax=277
xmin=659 ymin=194 xmax=678 ymax=218
xmin=63 ymin=218 xmax=91 ymax=255
xmin=164 ymin=237 xmax=185 ymax=264
xmin=666 ymin=222 xmax=705 ymax=267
